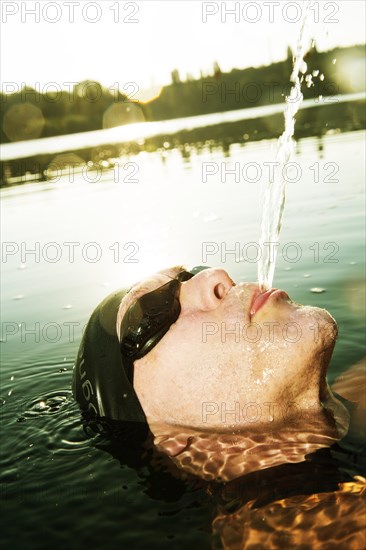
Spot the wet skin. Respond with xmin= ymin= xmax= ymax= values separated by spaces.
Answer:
xmin=115 ymin=267 xmax=365 ymax=541
xmin=117 ymin=267 xmax=342 ymax=431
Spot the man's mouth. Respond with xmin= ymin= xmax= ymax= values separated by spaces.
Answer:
xmin=250 ymin=288 xmax=282 ymax=318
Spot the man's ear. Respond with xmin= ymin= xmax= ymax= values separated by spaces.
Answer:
xmin=153 ymin=432 xmax=193 ymax=457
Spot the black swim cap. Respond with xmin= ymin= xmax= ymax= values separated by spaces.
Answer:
xmin=72 ymin=290 xmax=147 ymax=423
xmin=73 ymin=266 xmax=211 ymax=423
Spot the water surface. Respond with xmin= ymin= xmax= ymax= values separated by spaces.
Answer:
xmin=1 ymin=130 xmax=365 ymax=547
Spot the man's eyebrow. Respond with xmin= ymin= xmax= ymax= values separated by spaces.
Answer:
xmin=123 ymin=266 xmax=188 ymax=304
xmin=123 ymin=276 xmax=167 ymax=309
xmin=125 ymin=276 xmax=159 ymax=299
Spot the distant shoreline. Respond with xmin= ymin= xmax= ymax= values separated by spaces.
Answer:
xmin=1 ymin=95 xmax=364 ymax=187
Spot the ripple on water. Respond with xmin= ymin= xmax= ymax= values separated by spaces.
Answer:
xmin=1 ymin=357 xmax=75 ymax=382
xmin=1 ymin=357 xmax=96 ymax=469
xmin=16 ymin=390 xmax=93 ymax=452
xmin=1 ymin=388 xmax=93 ymax=478
xmin=19 ymin=390 xmax=71 ymax=419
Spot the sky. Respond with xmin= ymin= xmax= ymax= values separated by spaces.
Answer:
xmin=1 ymin=0 xmax=365 ymax=99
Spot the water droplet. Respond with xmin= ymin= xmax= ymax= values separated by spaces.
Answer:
xmin=13 ymin=294 xmax=24 ymax=300
xmin=63 ymin=305 xmax=72 ymax=309
xmin=305 ymin=74 xmax=313 ymax=88
xmin=332 ymin=59 xmax=337 ymax=64
xmin=310 ymin=287 xmax=326 ymax=293
xmin=303 ymin=274 xmax=311 ymax=278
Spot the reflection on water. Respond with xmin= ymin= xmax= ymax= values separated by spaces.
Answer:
xmin=213 ymin=476 xmax=366 ymax=549
xmin=1 ymin=92 xmax=365 ymax=185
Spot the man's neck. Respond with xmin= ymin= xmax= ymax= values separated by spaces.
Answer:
xmin=150 ymin=394 xmax=350 ymax=481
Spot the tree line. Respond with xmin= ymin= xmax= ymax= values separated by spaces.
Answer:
xmin=1 ymin=44 xmax=364 ymax=145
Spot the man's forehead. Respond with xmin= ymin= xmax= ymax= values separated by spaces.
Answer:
xmin=116 ymin=265 xmax=186 ymax=340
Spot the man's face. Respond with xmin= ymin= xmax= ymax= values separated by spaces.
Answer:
xmin=118 ymin=267 xmax=338 ymax=430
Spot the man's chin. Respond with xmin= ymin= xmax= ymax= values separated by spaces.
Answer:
xmin=297 ymin=305 xmax=338 ymax=363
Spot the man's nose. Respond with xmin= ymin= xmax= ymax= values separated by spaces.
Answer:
xmin=180 ymin=268 xmax=235 ymax=312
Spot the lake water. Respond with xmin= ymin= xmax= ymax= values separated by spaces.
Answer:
xmin=1 ymin=129 xmax=365 ymax=548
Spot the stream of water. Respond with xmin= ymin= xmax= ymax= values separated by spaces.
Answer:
xmin=258 ymin=1 xmax=312 ymax=290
